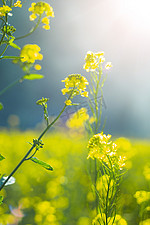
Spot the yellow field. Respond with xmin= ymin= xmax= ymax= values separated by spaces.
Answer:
xmin=0 ymin=130 xmax=150 ymax=225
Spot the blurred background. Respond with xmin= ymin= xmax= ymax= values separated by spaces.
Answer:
xmin=0 ymin=0 xmax=150 ymax=138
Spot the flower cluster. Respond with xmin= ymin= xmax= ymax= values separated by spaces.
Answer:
xmin=87 ymin=132 xmax=126 ymax=170
xmin=0 ymin=5 xmax=12 ymax=17
xmin=14 ymin=0 xmax=22 ymax=8
xmin=92 ymin=213 xmax=127 ymax=225
xmin=20 ymin=44 xmax=43 ymax=64
xmin=61 ymin=74 xmax=89 ymax=105
xmin=83 ymin=51 xmax=112 ymax=72
xmin=134 ymin=191 xmax=150 ymax=204
xmin=29 ymin=2 xmax=54 ymax=30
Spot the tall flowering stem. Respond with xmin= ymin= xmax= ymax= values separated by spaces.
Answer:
xmin=83 ymin=51 xmax=112 ymax=215
xmin=83 ymin=51 xmax=127 ymax=224
xmin=83 ymin=51 xmax=112 ymax=134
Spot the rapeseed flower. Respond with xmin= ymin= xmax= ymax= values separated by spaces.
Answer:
xmin=34 ymin=64 xmax=42 ymax=70
xmin=61 ymin=74 xmax=89 ymax=105
xmin=20 ymin=44 xmax=43 ymax=63
xmin=143 ymin=164 xmax=150 ymax=180
xmin=29 ymin=2 xmax=54 ymax=30
xmin=87 ymin=133 xmax=126 ymax=170
xmin=14 ymin=0 xmax=22 ymax=8
xmin=92 ymin=213 xmax=127 ymax=225
xmin=139 ymin=219 xmax=150 ymax=225
xmin=134 ymin=191 xmax=150 ymax=204
xmin=0 ymin=5 xmax=12 ymax=17
xmin=87 ymin=132 xmax=112 ymax=160
xmin=105 ymin=62 xmax=112 ymax=70
xmin=83 ymin=51 xmax=105 ymax=72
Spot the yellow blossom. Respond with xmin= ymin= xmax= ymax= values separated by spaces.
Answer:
xmin=105 ymin=62 xmax=112 ymax=70
xmin=134 ymin=190 xmax=150 ymax=204
xmin=83 ymin=51 xmax=105 ymax=72
xmin=34 ymin=64 xmax=42 ymax=70
xmin=0 ymin=5 xmax=12 ymax=17
xmin=92 ymin=214 xmax=127 ymax=225
xmin=42 ymin=17 xmax=49 ymax=25
xmin=143 ymin=164 xmax=150 ymax=180
xmin=14 ymin=0 xmax=22 ymax=8
xmin=61 ymin=74 xmax=89 ymax=99
xmin=65 ymin=100 xmax=72 ymax=106
xmin=139 ymin=219 xmax=150 ymax=225
xmin=29 ymin=1 xmax=54 ymax=30
xmin=20 ymin=44 xmax=43 ymax=63
xmin=42 ymin=24 xmax=50 ymax=30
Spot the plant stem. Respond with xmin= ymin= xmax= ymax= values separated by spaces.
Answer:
xmin=0 ymin=76 xmax=23 ymax=97
xmin=15 ymin=16 xmax=41 ymax=41
xmin=0 ymin=103 xmax=67 ymax=191
xmin=0 ymin=44 xmax=9 ymax=57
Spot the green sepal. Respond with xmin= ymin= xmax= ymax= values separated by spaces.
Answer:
xmin=23 ymin=74 xmax=44 ymax=80
xmin=0 ymin=154 xmax=5 ymax=161
xmin=0 ymin=196 xmax=3 ymax=205
xmin=0 ymin=103 xmax=3 ymax=111
xmin=30 ymin=157 xmax=53 ymax=171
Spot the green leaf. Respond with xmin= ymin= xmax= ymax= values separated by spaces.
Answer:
xmin=23 ymin=74 xmax=44 ymax=80
xmin=0 ymin=154 xmax=5 ymax=161
xmin=9 ymin=42 xmax=20 ymax=50
xmin=0 ymin=196 xmax=3 ymax=205
xmin=0 ymin=103 xmax=3 ymax=111
xmin=30 ymin=157 xmax=53 ymax=171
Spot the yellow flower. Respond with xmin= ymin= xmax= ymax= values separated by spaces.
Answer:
xmin=20 ymin=44 xmax=43 ymax=63
xmin=65 ymin=100 xmax=72 ymax=106
xmin=143 ymin=164 xmax=150 ymax=180
xmin=29 ymin=14 xmax=37 ymax=21
xmin=134 ymin=191 xmax=150 ymax=204
xmin=105 ymin=62 xmax=112 ymax=70
xmin=61 ymin=74 xmax=89 ymax=99
xmin=139 ymin=219 xmax=150 ymax=225
xmin=42 ymin=17 xmax=49 ymax=25
xmin=42 ymin=24 xmax=50 ymax=30
xmin=0 ymin=5 xmax=12 ymax=17
xmin=34 ymin=64 xmax=42 ymax=70
xmin=92 ymin=214 xmax=127 ymax=225
xmin=87 ymin=132 xmax=112 ymax=160
xmin=29 ymin=1 xmax=54 ymax=30
xmin=14 ymin=0 xmax=22 ymax=8
xmin=83 ymin=51 xmax=105 ymax=72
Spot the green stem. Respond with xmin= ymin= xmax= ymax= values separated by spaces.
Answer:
xmin=0 ymin=100 xmax=68 ymax=190
xmin=0 ymin=76 xmax=23 ymax=97
xmin=95 ymin=159 xmax=99 ymax=214
xmin=0 ymin=44 xmax=9 ymax=57
xmin=15 ymin=16 xmax=42 ymax=41
xmin=0 ymin=32 xmax=6 ymax=46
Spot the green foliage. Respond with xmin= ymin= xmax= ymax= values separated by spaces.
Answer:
xmin=0 ymin=131 xmax=149 ymax=225
xmin=30 ymin=157 xmax=53 ymax=171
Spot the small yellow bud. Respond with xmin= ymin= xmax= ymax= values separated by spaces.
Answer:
xmin=34 ymin=64 xmax=41 ymax=70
